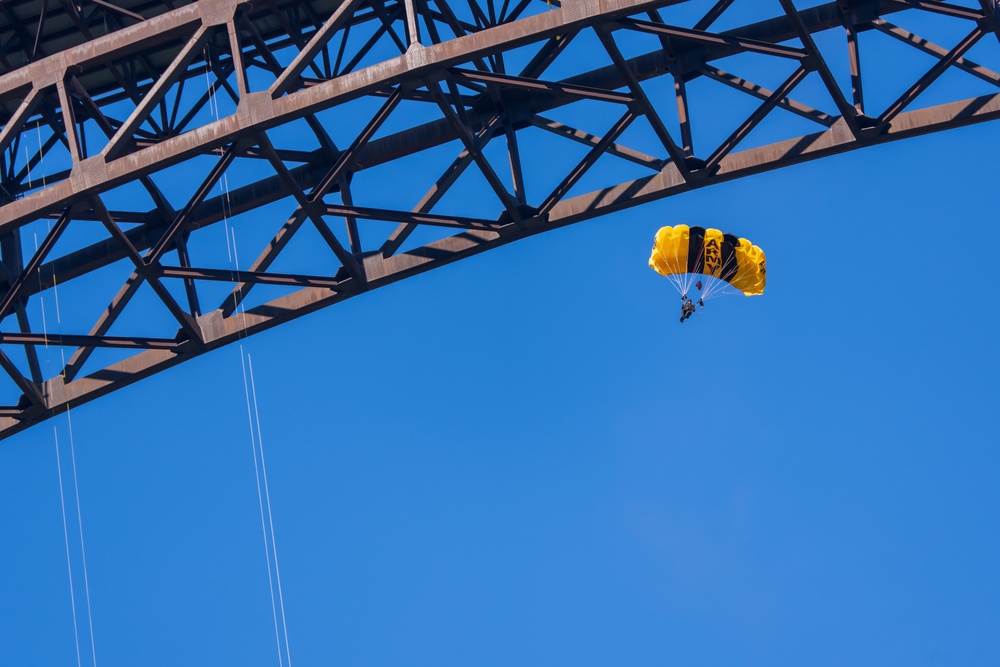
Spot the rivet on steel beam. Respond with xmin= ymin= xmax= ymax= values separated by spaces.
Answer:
xmin=199 ymin=0 xmax=239 ymax=27
xmin=238 ymin=91 xmax=276 ymax=127
xmin=70 ymin=156 xmax=109 ymax=192
xmin=30 ymin=54 xmax=68 ymax=89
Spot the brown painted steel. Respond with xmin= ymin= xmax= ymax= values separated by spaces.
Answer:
xmin=1 ymin=0 xmax=999 ymax=439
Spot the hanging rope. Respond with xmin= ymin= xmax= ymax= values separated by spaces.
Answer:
xmin=206 ymin=52 xmax=293 ymax=666
xmin=232 ymin=229 xmax=292 ymax=667
xmin=240 ymin=342 xmax=288 ymax=667
xmin=249 ymin=353 xmax=293 ymax=667
xmin=54 ymin=427 xmax=83 ymax=667
xmin=66 ymin=405 xmax=97 ymax=667
xmin=39 ymin=208 xmax=97 ymax=667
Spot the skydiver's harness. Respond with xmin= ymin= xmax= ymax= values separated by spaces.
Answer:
xmin=680 ymin=296 xmax=696 ymax=322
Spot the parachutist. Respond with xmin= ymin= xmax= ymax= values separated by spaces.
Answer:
xmin=650 ymin=226 xmax=767 ymax=302
xmin=680 ymin=297 xmax=696 ymax=323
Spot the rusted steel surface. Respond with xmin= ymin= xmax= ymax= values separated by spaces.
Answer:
xmin=0 ymin=0 xmax=998 ymax=438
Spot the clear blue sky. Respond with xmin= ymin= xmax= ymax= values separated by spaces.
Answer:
xmin=2 ymin=4 xmax=1000 ymax=666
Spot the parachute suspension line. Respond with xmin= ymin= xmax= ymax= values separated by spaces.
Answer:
xmin=700 ymin=276 xmax=720 ymax=301
xmin=668 ymin=231 xmax=686 ymax=297
xmin=708 ymin=249 xmax=742 ymax=302
xmin=651 ymin=225 xmax=766 ymax=314
xmin=691 ymin=245 xmax=741 ymax=303
xmin=684 ymin=244 xmax=706 ymax=300
xmin=701 ymin=276 xmax=737 ymax=302
xmin=663 ymin=233 xmax=697 ymax=300
xmin=665 ymin=273 xmax=683 ymax=297
xmin=703 ymin=243 xmax=741 ymax=302
xmin=698 ymin=276 xmax=722 ymax=301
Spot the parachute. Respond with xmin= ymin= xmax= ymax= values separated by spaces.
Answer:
xmin=649 ymin=225 xmax=766 ymax=304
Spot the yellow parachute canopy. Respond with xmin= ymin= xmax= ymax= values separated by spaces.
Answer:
xmin=649 ymin=225 xmax=766 ymax=296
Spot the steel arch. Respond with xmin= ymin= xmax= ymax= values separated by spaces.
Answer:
xmin=0 ymin=0 xmax=998 ymax=438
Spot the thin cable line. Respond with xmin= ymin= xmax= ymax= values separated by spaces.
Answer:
xmin=33 ymin=234 xmax=49 ymax=345
xmin=248 ymin=354 xmax=292 ymax=667
xmin=205 ymin=46 xmax=233 ymax=264
xmin=40 ymin=226 xmax=85 ymax=667
xmin=240 ymin=347 xmax=285 ymax=667
xmin=66 ymin=381 xmax=97 ymax=667
xmin=205 ymin=48 xmax=292 ymax=661
xmin=53 ymin=262 xmax=63 ymax=326
xmin=37 ymin=124 xmax=46 ymax=188
xmin=54 ymin=427 xmax=83 ymax=667
xmin=212 ymin=49 xmax=289 ymax=657
xmin=40 ymin=198 xmax=97 ymax=667
xmin=234 ymin=232 xmax=290 ymax=666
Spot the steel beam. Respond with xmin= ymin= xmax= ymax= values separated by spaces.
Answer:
xmin=0 ymin=0 xmax=998 ymax=438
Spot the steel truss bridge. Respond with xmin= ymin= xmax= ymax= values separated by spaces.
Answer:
xmin=0 ymin=0 xmax=997 ymax=438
